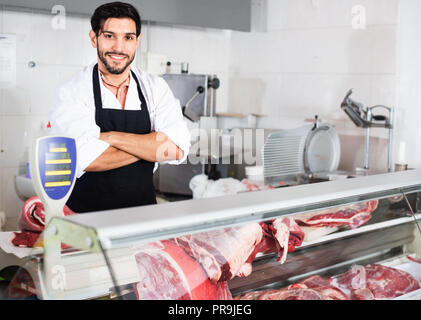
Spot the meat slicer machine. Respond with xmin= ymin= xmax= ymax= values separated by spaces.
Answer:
xmin=341 ymin=89 xmax=395 ymax=172
xmin=1 ymin=169 xmax=421 ymax=300
xmin=262 ymin=118 xmax=342 ymax=186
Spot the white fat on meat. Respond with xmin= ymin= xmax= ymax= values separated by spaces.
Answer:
xmin=133 ymin=242 xmax=193 ymax=300
xmin=271 ymin=217 xmax=293 ymax=264
xmin=24 ymin=197 xmax=45 ymax=227
xmin=177 ymin=223 xmax=263 ymax=283
xmin=300 ymin=226 xmax=339 ymax=242
xmin=133 ymin=241 xmax=210 ymax=300
xmin=184 ymin=240 xmax=222 ymax=282
xmin=236 ymin=262 xmax=253 ymax=278
xmin=294 ymin=201 xmax=378 ymax=229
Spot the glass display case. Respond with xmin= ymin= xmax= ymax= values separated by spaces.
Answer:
xmin=2 ymin=170 xmax=421 ymax=300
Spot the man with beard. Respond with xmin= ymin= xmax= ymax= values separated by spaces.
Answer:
xmin=49 ymin=2 xmax=190 ymax=213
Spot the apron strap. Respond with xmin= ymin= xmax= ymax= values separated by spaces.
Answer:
xmin=130 ymin=69 xmax=149 ymax=117
xmin=92 ymin=64 xmax=103 ymax=125
xmin=93 ymin=64 xmax=149 ymax=126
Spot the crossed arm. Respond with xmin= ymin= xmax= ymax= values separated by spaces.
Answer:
xmin=86 ymin=132 xmax=184 ymax=172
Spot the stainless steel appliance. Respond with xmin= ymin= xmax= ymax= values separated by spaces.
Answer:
xmin=341 ymin=89 xmax=395 ymax=172
xmin=162 ymin=73 xmax=220 ymax=121
xmin=155 ymin=73 xmax=227 ymax=196
xmin=262 ymin=121 xmax=341 ymax=185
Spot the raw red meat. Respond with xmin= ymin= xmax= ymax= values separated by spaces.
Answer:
xmin=407 ymin=255 xmax=421 ymax=264
xmin=266 ymin=217 xmax=305 ymax=264
xmin=332 ymin=264 xmax=420 ymax=299
xmin=175 ymin=223 xmax=263 ymax=282
xmin=236 ymin=275 xmax=348 ymax=300
xmin=10 ymin=197 xmax=76 ymax=248
xmin=238 ymin=232 xmax=278 ymax=273
xmin=290 ymin=275 xmax=348 ymax=300
xmin=243 ymin=202 xmax=376 ymax=269
xmin=228 ymin=219 xmax=305 ymax=278
xmin=241 ymin=179 xmax=274 ymax=192
xmin=19 ymin=196 xmax=75 ymax=232
xmin=297 ymin=275 xmax=331 ymax=288
xmin=234 ymin=290 xmax=266 ymax=300
xmin=7 ymin=268 xmax=38 ymax=299
xmin=9 ymin=231 xmax=42 ymax=248
xmin=133 ymin=240 xmax=232 ymax=300
xmin=351 ymin=288 xmax=375 ymax=300
xmin=295 ymin=200 xmax=378 ymax=229
xmin=236 ymin=288 xmax=323 ymax=300
xmin=259 ymin=288 xmax=323 ymax=300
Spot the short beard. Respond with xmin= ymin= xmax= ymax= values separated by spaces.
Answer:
xmin=97 ymin=47 xmax=135 ymax=75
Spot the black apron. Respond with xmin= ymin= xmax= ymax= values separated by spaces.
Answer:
xmin=67 ymin=64 xmax=157 ymax=213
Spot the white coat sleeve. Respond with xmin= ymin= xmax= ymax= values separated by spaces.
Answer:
xmin=152 ymin=76 xmax=191 ymax=165
xmin=49 ymin=83 xmax=110 ymax=178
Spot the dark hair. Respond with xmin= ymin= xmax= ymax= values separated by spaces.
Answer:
xmin=91 ymin=2 xmax=141 ymax=37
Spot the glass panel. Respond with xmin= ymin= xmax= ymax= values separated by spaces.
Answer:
xmin=2 ymin=188 xmax=420 ymax=300
xmin=3 ymin=230 xmax=114 ymax=300
xmin=103 ymin=194 xmax=421 ymax=300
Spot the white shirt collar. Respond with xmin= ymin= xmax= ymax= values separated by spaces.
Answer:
xmin=98 ymin=67 xmax=143 ymax=110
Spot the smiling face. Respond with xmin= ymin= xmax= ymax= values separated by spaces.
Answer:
xmin=89 ymin=17 xmax=140 ymax=75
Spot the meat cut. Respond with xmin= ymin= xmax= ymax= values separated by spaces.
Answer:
xmin=175 ymin=223 xmax=263 ymax=282
xmin=9 ymin=231 xmax=42 ymax=248
xmin=133 ymin=240 xmax=232 ymax=300
xmin=332 ymin=264 xmax=420 ymax=299
xmin=407 ymin=255 xmax=421 ymax=264
xmin=235 ymin=263 xmax=420 ymax=300
xmin=236 ymin=275 xmax=348 ymax=300
xmin=173 ymin=219 xmax=305 ymax=285
xmin=18 ymin=197 xmax=75 ymax=232
xmin=295 ymin=200 xmax=378 ymax=229
xmin=290 ymin=275 xmax=349 ymax=300
xmin=237 ymin=288 xmax=324 ymax=300
xmin=237 ymin=200 xmax=377 ymax=269
xmin=10 ymin=197 xmax=76 ymax=248
xmin=266 ymin=217 xmax=305 ymax=264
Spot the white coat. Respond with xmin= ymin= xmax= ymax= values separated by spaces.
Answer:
xmin=49 ymin=62 xmax=191 ymax=178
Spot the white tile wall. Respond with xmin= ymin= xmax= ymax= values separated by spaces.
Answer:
xmin=395 ymin=0 xmax=421 ymax=168
xmin=0 ymin=63 xmax=31 ymax=115
xmin=1 ymin=166 xmax=24 ymax=224
xmin=0 ymin=115 xmax=46 ymax=168
xmin=267 ymin=0 xmax=397 ymax=31
xmin=0 ymin=10 xmax=97 ymax=223
xmin=147 ymin=24 xmax=231 ymax=75
xmin=2 ymin=10 xmax=34 ymax=64
xmin=228 ymin=1 xmax=397 ymax=141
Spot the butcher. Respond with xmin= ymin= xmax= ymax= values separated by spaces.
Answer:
xmin=49 ymin=2 xmax=190 ymax=213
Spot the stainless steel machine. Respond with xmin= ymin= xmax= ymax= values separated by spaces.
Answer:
xmin=155 ymin=72 xmax=242 ymax=196
xmin=341 ymin=89 xmax=395 ymax=172
xmin=262 ymin=120 xmax=342 ymax=185
xmin=1 ymin=170 xmax=421 ymax=300
xmin=162 ymin=73 xmax=220 ymax=122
